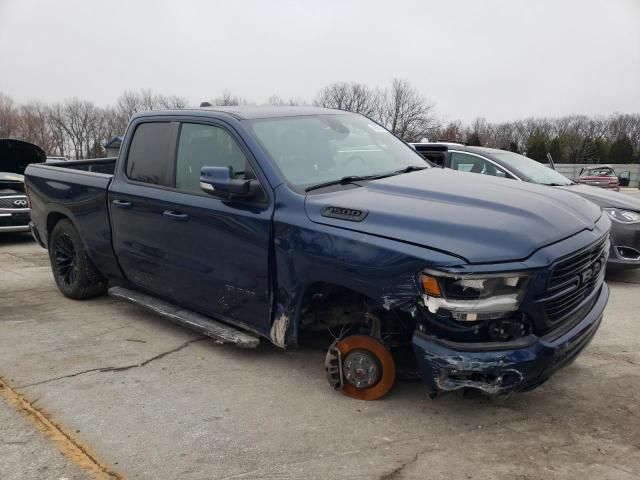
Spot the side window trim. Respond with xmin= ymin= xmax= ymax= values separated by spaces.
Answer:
xmin=449 ymin=150 xmax=521 ymax=180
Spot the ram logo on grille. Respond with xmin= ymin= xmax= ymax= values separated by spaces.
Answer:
xmin=543 ymin=237 xmax=608 ymax=323
xmin=579 ymin=257 xmax=604 ymax=287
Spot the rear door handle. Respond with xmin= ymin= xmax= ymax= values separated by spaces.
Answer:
xmin=163 ymin=210 xmax=189 ymax=221
xmin=112 ymin=199 xmax=132 ymax=209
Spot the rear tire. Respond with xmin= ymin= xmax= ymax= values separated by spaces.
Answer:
xmin=49 ymin=219 xmax=107 ymax=299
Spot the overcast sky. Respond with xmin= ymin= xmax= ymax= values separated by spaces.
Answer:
xmin=1 ymin=0 xmax=638 ymax=123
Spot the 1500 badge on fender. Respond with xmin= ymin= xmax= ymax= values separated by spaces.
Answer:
xmin=321 ymin=206 xmax=368 ymax=222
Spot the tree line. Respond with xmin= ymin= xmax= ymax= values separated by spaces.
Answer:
xmin=0 ymin=90 xmax=188 ymax=159
xmin=440 ymin=115 xmax=640 ymax=164
xmin=1 ymin=80 xmax=639 ymax=163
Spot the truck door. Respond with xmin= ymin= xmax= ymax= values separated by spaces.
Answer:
xmin=158 ymin=121 xmax=272 ymax=334
xmin=109 ymin=121 xmax=180 ymax=296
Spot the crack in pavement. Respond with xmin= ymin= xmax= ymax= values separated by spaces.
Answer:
xmin=16 ymin=336 xmax=208 ymax=389
xmin=379 ymin=451 xmax=420 ymax=480
xmin=379 ymin=445 xmax=446 ymax=480
xmin=215 ymin=435 xmax=440 ymax=480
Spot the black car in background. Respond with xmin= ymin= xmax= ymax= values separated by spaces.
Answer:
xmin=0 ymin=139 xmax=45 ymax=233
xmin=413 ymin=142 xmax=640 ymax=269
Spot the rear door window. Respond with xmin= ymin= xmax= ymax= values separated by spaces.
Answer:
xmin=126 ymin=122 xmax=177 ymax=186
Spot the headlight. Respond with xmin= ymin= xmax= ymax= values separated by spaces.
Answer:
xmin=604 ymin=208 xmax=640 ymax=224
xmin=420 ymin=270 xmax=530 ymax=322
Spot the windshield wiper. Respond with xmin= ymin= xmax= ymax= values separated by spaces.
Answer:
xmin=305 ymin=175 xmax=383 ymax=192
xmin=393 ymin=165 xmax=428 ymax=174
xmin=304 ymin=165 xmax=429 ymax=192
xmin=541 ymin=182 xmax=571 ymax=186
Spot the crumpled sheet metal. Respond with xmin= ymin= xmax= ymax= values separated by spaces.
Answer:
xmin=421 ymin=349 xmax=525 ymax=395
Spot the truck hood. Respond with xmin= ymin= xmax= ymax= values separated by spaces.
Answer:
xmin=0 ymin=139 xmax=46 ymax=175
xmin=555 ymin=184 xmax=640 ymax=211
xmin=305 ymin=168 xmax=602 ymax=264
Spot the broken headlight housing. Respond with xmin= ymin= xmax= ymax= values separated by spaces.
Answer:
xmin=420 ymin=270 xmax=531 ymax=322
xmin=604 ymin=208 xmax=640 ymax=224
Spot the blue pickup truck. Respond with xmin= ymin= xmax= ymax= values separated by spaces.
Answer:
xmin=25 ymin=107 xmax=610 ymax=400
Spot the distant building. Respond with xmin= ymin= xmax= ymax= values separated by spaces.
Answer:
xmin=104 ymin=136 xmax=123 ymax=157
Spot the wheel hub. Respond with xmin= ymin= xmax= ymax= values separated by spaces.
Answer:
xmin=342 ymin=349 xmax=381 ymax=389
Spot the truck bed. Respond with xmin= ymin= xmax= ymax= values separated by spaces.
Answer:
xmin=24 ymin=157 xmax=122 ymax=278
xmin=44 ymin=157 xmax=118 ymax=175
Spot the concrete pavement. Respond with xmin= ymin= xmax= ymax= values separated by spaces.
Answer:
xmin=1 ymin=233 xmax=639 ymax=479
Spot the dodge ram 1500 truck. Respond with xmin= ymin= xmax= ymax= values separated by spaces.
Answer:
xmin=25 ymin=107 xmax=610 ymax=400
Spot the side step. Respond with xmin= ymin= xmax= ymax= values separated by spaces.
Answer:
xmin=108 ymin=286 xmax=260 ymax=349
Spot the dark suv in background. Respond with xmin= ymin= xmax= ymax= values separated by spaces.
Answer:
xmin=0 ymin=139 xmax=45 ymax=233
xmin=413 ymin=142 xmax=640 ymax=269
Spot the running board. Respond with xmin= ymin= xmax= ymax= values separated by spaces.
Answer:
xmin=108 ymin=286 xmax=260 ymax=349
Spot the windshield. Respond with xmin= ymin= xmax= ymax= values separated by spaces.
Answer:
xmin=247 ymin=114 xmax=428 ymax=189
xmin=582 ymin=167 xmax=615 ymax=176
xmin=490 ymin=151 xmax=573 ymax=186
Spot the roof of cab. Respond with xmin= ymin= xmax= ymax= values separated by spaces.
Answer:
xmin=133 ymin=106 xmax=348 ymax=121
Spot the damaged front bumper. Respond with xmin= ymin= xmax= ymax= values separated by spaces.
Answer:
xmin=412 ymin=282 xmax=609 ymax=395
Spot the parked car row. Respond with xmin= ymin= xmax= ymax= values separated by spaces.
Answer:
xmin=413 ymin=143 xmax=640 ymax=269
xmin=24 ymin=107 xmax=611 ymax=400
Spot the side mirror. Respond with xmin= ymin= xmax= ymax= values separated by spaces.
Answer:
xmin=200 ymin=166 xmax=260 ymax=199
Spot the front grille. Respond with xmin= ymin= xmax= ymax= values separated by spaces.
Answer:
xmin=0 ymin=212 xmax=30 ymax=227
xmin=543 ymin=236 xmax=608 ymax=322
xmin=0 ymin=196 xmax=28 ymax=209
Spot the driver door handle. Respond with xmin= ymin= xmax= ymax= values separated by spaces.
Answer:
xmin=112 ymin=199 xmax=132 ymax=209
xmin=163 ymin=210 xmax=189 ymax=221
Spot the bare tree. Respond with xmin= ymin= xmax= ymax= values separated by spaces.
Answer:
xmin=157 ymin=94 xmax=189 ymax=109
xmin=212 ymin=90 xmax=247 ymax=106
xmin=266 ymin=94 xmax=304 ymax=106
xmin=47 ymin=103 xmax=70 ymax=157
xmin=436 ymin=120 xmax=465 ymax=142
xmin=17 ymin=102 xmax=55 ymax=153
xmin=115 ymin=89 xmax=188 ymax=131
xmin=49 ymin=98 xmax=100 ymax=159
xmin=0 ymin=92 xmax=18 ymax=138
xmin=314 ymin=82 xmax=380 ymax=117
xmin=378 ymin=79 xmax=438 ymax=141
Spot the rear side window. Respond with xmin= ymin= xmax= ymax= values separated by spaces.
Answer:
xmin=126 ymin=122 xmax=176 ymax=186
xmin=450 ymin=152 xmax=508 ymax=178
xmin=175 ymin=123 xmax=250 ymax=194
xmin=415 ymin=147 xmax=446 ymax=166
